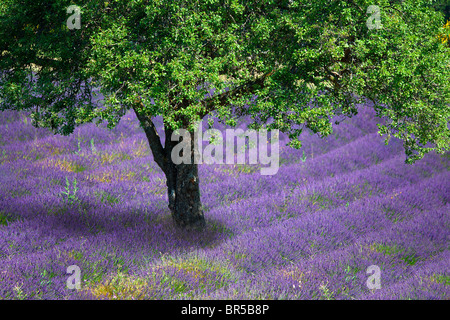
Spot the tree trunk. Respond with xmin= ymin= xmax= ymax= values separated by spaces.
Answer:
xmin=164 ymin=128 xmax=205 ymax=230
xmin=132 ymin=105 xmax=206 ymax=230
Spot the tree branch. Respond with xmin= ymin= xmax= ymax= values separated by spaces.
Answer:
xmin=200 ymin=69 xmax=276 ymax=118
xmin=131 ymin=99 xmax=167 ymax=174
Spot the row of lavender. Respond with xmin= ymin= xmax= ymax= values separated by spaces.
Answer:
xmin=0 ymin=100 xmax=448 ymax=299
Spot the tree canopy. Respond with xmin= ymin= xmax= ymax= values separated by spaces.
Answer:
xmin=431 ymin=0 xmax=450 ymax=21
xmin=1 ymin=0 xmax=449 ymax=164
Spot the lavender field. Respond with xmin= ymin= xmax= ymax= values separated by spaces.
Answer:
xmin=0 ymin=99 xmax=449 ymax=300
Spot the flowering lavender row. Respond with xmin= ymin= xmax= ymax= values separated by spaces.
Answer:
xmin=0 ymin=98 xmax=448 ymax=299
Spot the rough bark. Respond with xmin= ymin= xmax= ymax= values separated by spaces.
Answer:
xmin=133 ymin=103 xmax=205 ymax=230
xmin=164 ymin=128 xmax=205 ymax=230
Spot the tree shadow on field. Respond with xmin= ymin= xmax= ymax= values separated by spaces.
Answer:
xmin=61 ymin=200 xmax=229 ymax=252
xmin=0 ymin=192 xmax=232 ymax=260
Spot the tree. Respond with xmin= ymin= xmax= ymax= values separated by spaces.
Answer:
xmin=1 ymin=0 xmax=449 ymax=230
xmin=431 ymin=0 xmax=450 ymax=21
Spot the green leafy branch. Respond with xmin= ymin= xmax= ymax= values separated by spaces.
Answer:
xmin=60 ymin=177 xmax=79 ymax=206
xmin=300 ymin=150 xmax=307 ymax=163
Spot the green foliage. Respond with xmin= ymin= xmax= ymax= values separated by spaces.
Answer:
xmin=0 ymin=0 xmax=449 ymax=164
xmin=39 ymin=269 xmax=56 ymax=287
xmin=430 ymin=0 xmax=450 ymax=21
xmin=74 ymin=134 xmax=97 ymax=155
xmin=309 ymin=191 xmax=333 ymax=209
xmin=0 ymin=210 xmax=17 ymax=226
xmin=372 ymin=243 xmax=420 ymax=265
xmin=90 ymin=138 xmax=97 ymax=154
xmin=94 ymin=190 xmax=120 ymax=206
xmin=74 ymin=138 xmax=82 ymax=156
xmin=0 ymin=150 xmax=6 ymax=162
xmin=300 ymin=150 xmax=307 ymax=162
xmin=60 ymin=176 xmax=79 ymax=205
xmin=12 ymin=284 xmax=28 ymax=300
xmin=432 ymin=274 xmax=450 ymax=285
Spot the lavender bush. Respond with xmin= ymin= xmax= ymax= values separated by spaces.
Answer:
xmin=0 ymin=100 xmax=448 ymax=300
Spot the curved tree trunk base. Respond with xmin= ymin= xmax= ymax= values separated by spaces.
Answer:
xmin=165 ymin=141 xmax=206 ymax=231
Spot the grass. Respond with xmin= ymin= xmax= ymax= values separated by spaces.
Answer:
xmin=382 ymin=206 xmax=403 ymax=223
xmin=99 ymin=151 xmax=132 ymax=165
xmin=84 ymin=254 xmax=237 ymax=299
xmin=85 ymin=170 xmax=137 ymax=183
xmin=0 ymin=210 xmax=18 ymax=226
xmin=94 ymin=190 xmax=121 ymax=206
xmin=220 ymin=163 xmax=260 ymax=176
xmin=86 ymin=271 xmax=149 ymax=300
xmin=308 ymin=191 xmax=333 ymax=209
xmin=318 ymin=282 xmax=335 ymax=300
xmin=9 ymin=188 xmax=32 ymax=198
xmin=45 ymin=158 xmax=87 ymax=173
xmin=371 ymin=243 xmax=420 ymax=266
xmin=70 ymin=249 xmax=133 ymax=293
xmin=431 ymin=274 xmax=450 ymax=286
